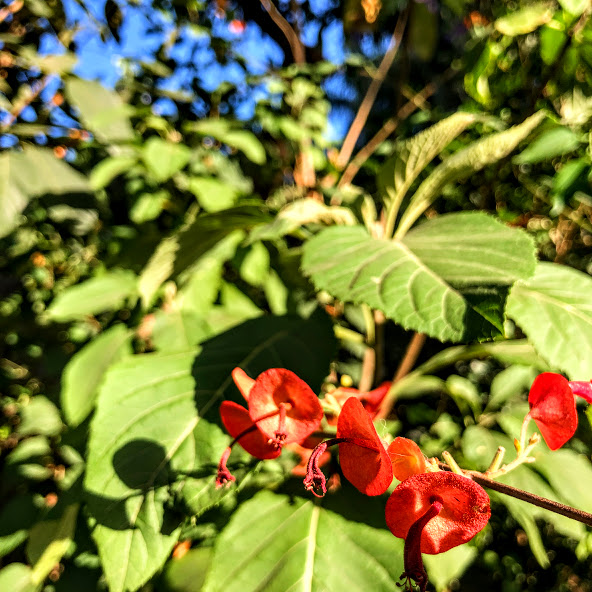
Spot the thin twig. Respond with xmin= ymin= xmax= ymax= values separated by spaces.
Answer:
xmin=260 ymin=0 xmax=305 ymax=64
xmin=2 ymin=75 xmax=51 ymax=132
xmin=334 ymin=9 xmax=408 ymax=171
xmin=470 ymin=471 xmax=592 ymax=527
xmin=338 ymin=68 xmax=456 ymax=189
xmin=375 ymin=332 xmax=426 ymax=420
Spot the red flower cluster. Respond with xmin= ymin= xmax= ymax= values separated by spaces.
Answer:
xmin=216 ymin=367 xmax=323 ymax=487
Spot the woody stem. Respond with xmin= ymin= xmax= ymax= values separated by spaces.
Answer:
xmin=438 ymin=462 xmax=592 ymax=527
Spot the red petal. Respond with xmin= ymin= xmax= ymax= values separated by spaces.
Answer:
xmin=361 ymin=381 xmax=391 ymax=417
xmin=388 ymin=437 xmax=427 ymax=481
xmin=385 ymin=472 xmax=490 ymax=554
xmin=569 ymin=380 xmax=592 ymax=404
xmin=336 ymin=397 xmax=393 ymax=495
xmin=232 ymin=367 xmax=255 ymax=401
xmin=220 ymin=401 xmax=280 ymax=460
xmin=529 ymin=373 xmax=577 ymax=450
xmin=248 ymin=369 xmax=323 ymax=444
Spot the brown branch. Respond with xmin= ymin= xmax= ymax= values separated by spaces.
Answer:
xmin=335 ymin=11 xmax=408 ymax=171
xmin=2 ymin=75 xmax=51 ymax=132
xmin=260 ymin=0 xmax=305 ymax=64
xmin=358 ymin=347 xmax=376 ymax=393
xmin=470 ymin=470 xmax=592 ymax=527
xmin=337 ymin=68 xmax=455 ymax=189
xmin=375 ymin=332 xmax=426 ymax=420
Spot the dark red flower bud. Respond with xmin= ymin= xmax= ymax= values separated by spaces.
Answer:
xmin=528 ymin=372 xmax=577 ymax=450
xmin=386 ymin=472 xmax=490 ymax=592
xmin=568 ymin=380 xmax=592 ymax=404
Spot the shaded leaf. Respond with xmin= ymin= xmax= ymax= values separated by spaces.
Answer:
xmin=507 ymin=262 xmax=592 ymax=379
xmin=424 ymin=544 xmax=477 ymax=592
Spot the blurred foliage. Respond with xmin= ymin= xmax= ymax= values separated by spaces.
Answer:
xmin=2 ymin=0 xmax=592 ymax=591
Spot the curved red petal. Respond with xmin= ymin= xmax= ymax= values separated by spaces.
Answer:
xmin=569 ymin=380 xmax=592 ymax=404
xmin=231 ymin=367 xmax=255 ymax=401
xmin=387 ymin=437 xmax=427 ymax=481
xmin=248 ymin=369 xmax=323 ymax=444
xmin=529 ymin=373 xmax=577 ymax=450
xmin=385 ymin=472 xmax=490 ymax=554
xmin=336 ymin=397 xmax=393 ymax=495
xmin=220 ymin=401 xmax=280 ymax=460
xmin=361 ymin=381 xmax=391 ymax=416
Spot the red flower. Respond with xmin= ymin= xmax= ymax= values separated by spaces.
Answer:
xmin=304 ymin=397 xmax=393 ymax=497
xmin=216 ymin=368 xmax=323 ymax=487
xmin=386 ymin=472 xmax=490 ymax=592
xmin=528 ymin=373 xmax=577 ymax=450
xmin=326 ymin=381 xmax=391 ymax=425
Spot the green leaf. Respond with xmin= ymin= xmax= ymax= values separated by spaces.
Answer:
xmin=506 ymin=262 xmax=592 ymax=379
xmin=28 ymin=504 xmax=79 ymax=586
xmin=202 ymin=490 xmax=405 ymax=592
xmin=139 ymin=206 xmax=268 ymax=308
xmin=402 ymin=212 xmax=536 ymax=286
xmin=130 ymin=190 xmax=169 ymax=224
xmin=495 ymin=3 xmax=555 ymax=36
xmin=0 ymin=495 xmax=43 ymax=559
xmin=558 ymin=0 xmax=589 ymax=16
xmin=513 ymin=127 xmax=582 ymax=164
xmin=151 ymin=310 xmax=212 ymax=351
xmin=0 ymin=564 xmax=36 ymax=592
xmin=303 ymin=214 xmax=535 ymax=342
xmin=0 ymin=146 xmax=90 ymax=238
xmin=86 ymin=314 xmax=336 ymax=592
xmin=188 ymin=177 xmax=239 ymax=212
xmin=380 ymin=112 xmax=477 ymax=207
xmin=18 ymin=47 xmax=77 ymax=73
xmin=90 ymin=156 xmax=138 ymax=190
xmin=540 ymin=22 xmax=568 ymax=65
xmin=396 ymin=111 xmax=546 ymax=237
xmin=17 ymin=397 xmax=62 ymax=437
xmin=186 ymin=120 xmax=266 ymax=164
xmin=240 ymin=242 xmax=270 ymax=287
xmin=47 ymin=270 xmax=138 ymax=322
xmin=65 ymin=78 xmax=135 ymax=143
xmin=446 ymin=375 xmax=482 ymax=417
xmin=61 ymin=325 xmax=133 ymax=427
xmin=486 ymin=365 xmax=538 ymax=411
xmin=424 ymin=544 xmax=477 ymax=592
xmin=160 ymin=547 xmax=212 ymax=592
xmin=248 ymin=198 xmax=356 ymax=244
xmin=142 ymin=137 xmax=191 ymax=182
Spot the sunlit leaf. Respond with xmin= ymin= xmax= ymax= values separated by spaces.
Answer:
xmin=202 ymin=490 xmax=405 ymax=592
xmin=507 ymin=262 xmax=592 ymax=379
xmin=495 ymin=3 xmax=555 ymax=36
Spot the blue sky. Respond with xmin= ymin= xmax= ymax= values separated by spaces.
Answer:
xmin=4 ymin=0 xmax=398 ymax=143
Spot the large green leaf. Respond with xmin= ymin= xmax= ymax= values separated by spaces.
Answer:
xmin=138 ymin=206 xmax=269 ymax=308
xmin=302 ymin=214 xmax=535 ymax=342
xmin=380 ymin=112 xmax=477 ymax=208
xmin=61 ymin=324 xmax=133 ymax=427
xmin=0 ymin=146 xmax=90 ymax=238
xmin=402 ymin=212 xmax=536 ymax=286
xmin=85 ymin=314 xmax=336 ymax=592
xmin=47 ymin=270 xmax=138 ymax=322
xmin=395 ymin=111 xmax=546 ymax=237
xmin=202 ymin=490 xmax=404 ymax=592
xmin=65 ymin=78 xmax=135 ymax=143
xmin=506 ymin=262 xmax=592 ymax=379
